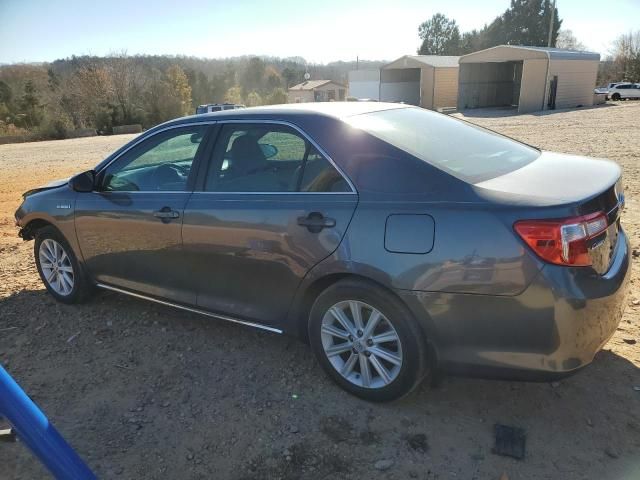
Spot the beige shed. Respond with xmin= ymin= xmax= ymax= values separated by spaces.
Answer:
xmin=380 ymin=55 xmax=460 ymax=111
xmin=458 ymin=45 xmax=600 ymax=113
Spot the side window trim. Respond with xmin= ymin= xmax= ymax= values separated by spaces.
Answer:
xmin=95 ymin=121 xmax=217 ymax=193
xmin=192 ymin=124 xmax=222 ymax=192
xmin=294 ymin=142 xmax=312 ymax=192
xmin=198 ymin=120 xmax=357 ymax=195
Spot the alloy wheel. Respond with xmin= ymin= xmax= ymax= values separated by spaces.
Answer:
xmin=320 ymin=300 xmax=403 ymax=389
xmin=39 ymin=239 xmax=74 ymax=296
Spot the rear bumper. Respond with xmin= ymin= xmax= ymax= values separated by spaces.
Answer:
xmin=399 ymin=229 xmax=631 ymax=380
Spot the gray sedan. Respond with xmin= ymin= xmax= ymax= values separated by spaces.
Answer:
xmin=15 ymin=103 xmax=630 ymax=401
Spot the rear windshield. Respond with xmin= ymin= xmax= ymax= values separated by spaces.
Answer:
xmin=344 ymin=107 xmax=540 ymax=183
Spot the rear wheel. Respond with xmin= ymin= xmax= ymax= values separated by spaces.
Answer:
xmin=611 ymin=93 xmax=621 ymax=101
xmin=34 ymin=226 xmax=93 ymax=304
xmin=309 ymin=279 xmax=429 ymax=401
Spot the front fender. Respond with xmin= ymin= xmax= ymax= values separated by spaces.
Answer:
xmin=15 ymin=188 xmax=83 ymax=262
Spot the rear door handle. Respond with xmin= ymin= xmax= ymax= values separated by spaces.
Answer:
xmin=297 ymin=212 xmax=336 ymax=233
xmin=153 ymin=206 xmax=180 ymax=223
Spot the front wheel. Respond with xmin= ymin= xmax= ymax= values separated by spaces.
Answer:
xmin=34 ymin=226 xmax=93 ymax=304
xmin=309 ymin=279 xmax=430 ymax=402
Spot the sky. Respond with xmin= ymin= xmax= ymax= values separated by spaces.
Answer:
xmin=1 ymin=0 xmax=639 ymax=64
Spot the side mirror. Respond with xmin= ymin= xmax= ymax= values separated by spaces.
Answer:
xmin=259 ymin=143 xmax=278 ymax=159
xmin=68 ymin=171 xmax=95 ymax=193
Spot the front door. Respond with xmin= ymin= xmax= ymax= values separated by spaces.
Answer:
xmin=75 ymin=124 xmax=212 ymax=304
xmin=182 ymin=122 xmax=358 ymax=327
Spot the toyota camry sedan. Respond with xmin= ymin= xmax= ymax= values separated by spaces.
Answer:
xmin=15 ymin=103 xmax=629 ymax=401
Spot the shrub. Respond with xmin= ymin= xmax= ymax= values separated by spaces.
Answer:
xmin=246 ymin=91 xmax=262 ymax=106
xmin=0 ymin=120 xmax=29 ymax=137
xmin=37 ymin=111 xmax=74 ymax=139
xmin=224 ymin=86 xmax=243 ymax=104
xmin=265 ymin=88 xmax=287 ymax=105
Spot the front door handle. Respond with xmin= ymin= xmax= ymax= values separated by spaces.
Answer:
xmin=297 ymin=212 xmax=336 ymax=233
xmin=153 ymin=206 xmax=180 ymax=223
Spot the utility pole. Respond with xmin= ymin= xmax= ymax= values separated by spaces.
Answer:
xmin=547 ymin=0 xmax=556 ymax=47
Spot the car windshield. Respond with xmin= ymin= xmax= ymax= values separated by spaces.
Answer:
xmin=345 ymin=107 xmax=540 ymax=183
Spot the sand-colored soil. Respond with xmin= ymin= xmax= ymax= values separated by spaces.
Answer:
xmin=1 ymin=104 xmax=638 ymax=480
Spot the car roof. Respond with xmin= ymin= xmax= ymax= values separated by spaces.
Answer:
xmin=175 ymin=102 xmax=408 ymax=125
xmin=100 ymin=102 xmax=417 ymax=172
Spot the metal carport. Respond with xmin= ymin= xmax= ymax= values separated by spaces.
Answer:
xmin=380 ymin=55 xmax=460 ymax=110
xmin=458 ymin=46 xmax=600 ymax=114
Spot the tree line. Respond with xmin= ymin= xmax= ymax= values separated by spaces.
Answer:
xmin=417 ymin=0 xmax=561 ymax=56
xmin=0 ymin=55 xmax=382 ymax=140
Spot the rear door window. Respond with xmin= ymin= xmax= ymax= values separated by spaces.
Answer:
xmin=204 ymin=123 xmax=351 ymax=193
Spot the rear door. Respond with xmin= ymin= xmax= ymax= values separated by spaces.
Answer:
xmin=618 ymin=84 xmax=632 ymax=98
xmin=182 ymin=121 xmax=358 ymax=327
xmin=75 ymin=124 xmax=213 ymax=304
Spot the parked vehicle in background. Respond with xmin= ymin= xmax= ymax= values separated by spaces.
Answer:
xmin=608 ymin=83 xmax=640 ymax=101
xmin=594 ymin=82 xmax=619 ymax=95
xmin=15 ymin=103 xmax=630 ymax=402
xmin=195 ymin=103 xmax=245 ymax=114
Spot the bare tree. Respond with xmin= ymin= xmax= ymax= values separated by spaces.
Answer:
xmin=611 ymin=31 xmax=640 ymax=82
xmin=105 ymin=53 xmax=145 ymax=125
xmin=556 ymin=29 xmax=587 ymax=51
xmin=66 ymin=62 xmax=115 ymax=129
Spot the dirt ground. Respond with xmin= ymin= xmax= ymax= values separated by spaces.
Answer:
xmin=1 ymin=103 xmax=639 ymax=480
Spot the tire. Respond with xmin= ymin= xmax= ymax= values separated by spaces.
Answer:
xmin=308 ymin=279 xmax=430 ymax=402
xmin=34 ymin=226 xmax=93 ymax=304
xmin=611 ymin=93 xmax=621 ymax=101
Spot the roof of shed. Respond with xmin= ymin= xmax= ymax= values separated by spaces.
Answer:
xmin=383 ymin=55 xmax=460 ymax=70
xmin=460 ymin=45 xmax=600 ymax=63
xmin=518 ymin=46 xmax=600 ymax=61
xmin=288 ymin=80 xmax=345 ymax=91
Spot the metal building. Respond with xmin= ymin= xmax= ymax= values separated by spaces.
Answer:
xmin=379 ymin=55 xmax=460 ymax=110
xmin=458 ymin=45 xmax=600 ymax=113
xmin=348 ymin=70 xmax=381 ymax=100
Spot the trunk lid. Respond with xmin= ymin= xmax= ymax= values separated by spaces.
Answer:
xmin=474 ymin=151 xmax=621 ymax=207
xmin=475 ymin=151 xmax=624 ymax=274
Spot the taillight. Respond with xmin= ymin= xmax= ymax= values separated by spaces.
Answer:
xmin=514 ymin=212 xmax=608 ymax=266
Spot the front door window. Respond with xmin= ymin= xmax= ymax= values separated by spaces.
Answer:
xmin=101 ymin=126 xmax=208 ymax=192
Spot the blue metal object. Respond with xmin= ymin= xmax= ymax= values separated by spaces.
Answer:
xmin=0 ymin=364 xmax=96 ymax=479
